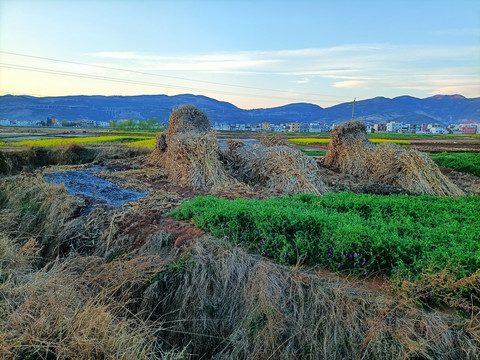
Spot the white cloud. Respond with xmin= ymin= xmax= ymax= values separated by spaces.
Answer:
xmin=333 ymin=80 xmax=367 ymax=88
xmin=83 ymin=43 xmax=480 ymax=101
xmin=295 ymin=79 xmax=310 ymax=84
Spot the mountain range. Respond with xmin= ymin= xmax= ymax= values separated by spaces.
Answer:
xmin=1 ymin=93 xmax=479 ymax=126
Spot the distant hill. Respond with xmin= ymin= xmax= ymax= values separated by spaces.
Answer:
xmin=1 ymin=93 xmax=479 ymax=126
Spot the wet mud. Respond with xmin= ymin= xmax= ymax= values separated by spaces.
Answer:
xmin=44 ymin=166 xmax=148 ymax=207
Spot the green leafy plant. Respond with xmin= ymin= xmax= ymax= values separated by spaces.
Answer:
xmin=430 ymin=152 xmax=480 ymax=177
xmin=170 ymin=193 xmax=480 ymax=309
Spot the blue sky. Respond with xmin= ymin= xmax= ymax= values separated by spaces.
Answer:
xmin=0 ymin=0 xmax=479 ymax=109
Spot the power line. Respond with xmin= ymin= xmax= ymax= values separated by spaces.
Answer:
xmin=0 ymin=50 xmax=356 ymax=101
xmin=0 ymin=62 xmax=333 ymax=103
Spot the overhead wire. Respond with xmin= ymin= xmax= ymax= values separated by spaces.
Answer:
xmin=0 ymin=62 xmax=340 ymax=103
xmin=0 ymin=50 xmax=358 ymax=103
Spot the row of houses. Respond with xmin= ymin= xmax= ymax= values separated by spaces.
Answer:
xmin=212 ymin=122 xmax=332 ymax=133
xmin=368 ymin=121 xmax=479 ymax=134
xmin=0 ymin=118 xmax=110 ymax=127
xmin=3 ymin=117 xmax=479 ymax=134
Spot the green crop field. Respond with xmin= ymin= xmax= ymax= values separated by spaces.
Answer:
xmin=431 ymin=152 xmax=480 ymax=177
xmin=172 ymin=192 xmax=480 ymax=309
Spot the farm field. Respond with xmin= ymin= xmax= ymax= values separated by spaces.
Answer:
xmin=1 ymin=124 xmax=480 ymax=358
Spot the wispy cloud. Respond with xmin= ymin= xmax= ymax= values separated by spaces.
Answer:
xmin=333 ymin=80 xmax=367 ymax=88
xmin=77 ymin=44 xmax=480 ymax=102
xmin=295 ymin=78 xmax=310 ymax=84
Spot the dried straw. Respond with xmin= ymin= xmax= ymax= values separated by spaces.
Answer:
xmin=149 ymin=106 xmax=242 ymax=190
xmin=259 ymin=132 xmax=288 ymax=147
xmin=324 ymin=120 xmax=464 ymax=196
xmin=142 ymin=237 xmax=480 ymax=359
xmin=223 ymin=142 xmax=328 ymax=195
xmin=167 ymin=104 xmax=211 ymax=137
xmin=163 ymin=132 xmax=242 ymax=190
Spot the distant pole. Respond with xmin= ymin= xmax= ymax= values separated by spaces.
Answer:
xmin=351 ymin=98 xmax=356 ymax=120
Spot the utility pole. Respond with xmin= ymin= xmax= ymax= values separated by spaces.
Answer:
xmin=351 ymin=98 xmax=356 ymax=120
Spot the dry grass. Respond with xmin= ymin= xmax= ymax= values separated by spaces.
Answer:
xmin=0 ymin=174 xmax=84 ymax=262
xmin=324 ymin=120 xmax=464 ymax=196
xmin=259 ymin=132 xmax=288 ymax=147
xmin=149 ymin=106 xmax=328 ymax=194
xmin=0 ymin=143 xmax=149 ymax=175
xmin=223 ymin=142 xmax=328 ymax=195
xmin=0 ymin=234 xmax=186 ymax=359
xmin=143 ymin=237 xmax=480 ymax=359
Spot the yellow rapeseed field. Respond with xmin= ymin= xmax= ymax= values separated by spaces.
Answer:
xmin=0 ymin=135 xmax=152 ymax=147
xmin=288 ymin=138 xmax=411 ymax=145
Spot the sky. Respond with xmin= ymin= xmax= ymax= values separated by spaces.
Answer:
xmin=0 ymin=0 xmax=479 ymax=109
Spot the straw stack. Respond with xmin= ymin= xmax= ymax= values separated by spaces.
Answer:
xmin=223 ymin=142 xmax=328 ymax=195
xmin=324 ymin=120 xmax=464 ymax=196
xmin=259 ymin=132 xmax=288 ymax=147
xmin=149 ymin=105 xmax=238 ymax=190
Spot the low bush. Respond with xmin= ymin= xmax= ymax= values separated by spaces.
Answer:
xmin=431 ymin=152 xmax=480 ymax=177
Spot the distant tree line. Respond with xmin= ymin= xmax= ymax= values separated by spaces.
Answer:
xmin=110 ymin=118 xmax=165 ymax=131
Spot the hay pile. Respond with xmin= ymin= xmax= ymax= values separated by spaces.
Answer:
xmin=150 ymin=106 xmax=328 ymax=195
xmin=259 ymin=132 xmax=288 ymax=147
xmin=324 ymin=120 xmax=464 ymax=196
xmin=149 ymin=105 xmax=239 ymax=190
xmin=223 ymin=141 xmax=328 ymax=195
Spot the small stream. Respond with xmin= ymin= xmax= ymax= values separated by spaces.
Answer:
xmin=44 ymin=166 xmax=148 ymax=209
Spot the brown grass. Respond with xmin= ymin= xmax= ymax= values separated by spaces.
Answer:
xmin=149 ymin=105 xmax=243 ymax=191
xmin=163 ymin=132 xmax=242 ymax=190
xmin=0 ymin=234 xmax=186 ymax=359
xmin=1 ymin=173 xmax=478 ymax=358
xmin=0 ymin=174 xmax=84 ymax=263
xmin=0 ymin=144 xmax=149 ymax=176
xmin=142 ymin=237 xmax=480 ymax=359
xmin=324 ymin=120 xmax=464 ymax=196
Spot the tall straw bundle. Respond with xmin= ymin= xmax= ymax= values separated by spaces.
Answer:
xmin=224 ymin=143 xmax=327 ymax=195
xmin=163 ymin=132 xmax=238 ymax=190
xmin=167 ymin=104 xmax=211 ymax=137
xmin=324 ymin=120 xmax=374 ymax=174
xmin=324 ymin=120 xmax=464 ymax=196
xmin=149 ymin=105 xmax=241 ymax=190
